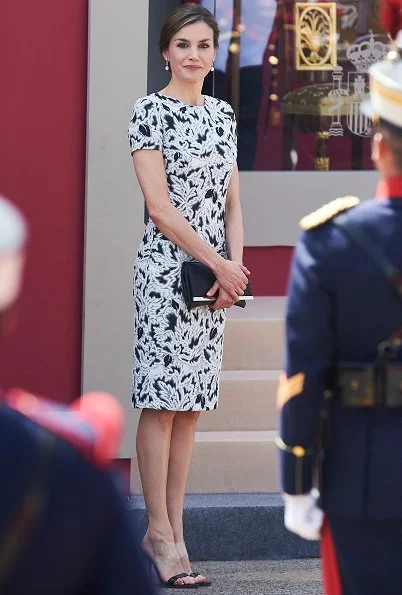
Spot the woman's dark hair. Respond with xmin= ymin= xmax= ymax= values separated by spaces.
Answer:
xmin=159 ymin=3 xmax=219 ymax=54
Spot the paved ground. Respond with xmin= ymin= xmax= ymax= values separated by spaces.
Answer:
xmin=158 ymin=559 xmax=323 ymax=594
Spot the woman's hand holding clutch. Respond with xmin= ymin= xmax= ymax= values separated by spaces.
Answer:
xmin=209 ymin=285 xmax=237 ymax=310
xmin=211 ymin=259 xmax=250 ymax=302
xmin=181 ymin=261 xmax=252 ymax=310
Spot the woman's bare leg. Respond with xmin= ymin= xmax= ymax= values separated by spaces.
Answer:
xmin=166 ymin=411 xmax=200 ymax=542
xmin=136 ymin=408 xmax=195 ymax=585
xmin=166 ymin=411 xmax=207 ymax=583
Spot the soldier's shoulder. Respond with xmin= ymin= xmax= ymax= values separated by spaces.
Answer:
xmin=299 ymin=196 xmax=360 ymax=231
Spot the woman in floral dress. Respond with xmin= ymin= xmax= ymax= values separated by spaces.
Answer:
xmin=128 ymin=3 xmax=249 ymax=588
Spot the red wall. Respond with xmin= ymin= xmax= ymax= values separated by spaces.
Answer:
xmin=243 ymin=246 xmax=293 ymax=296
xmin=0 ymin=1 xmax=88 ymax=402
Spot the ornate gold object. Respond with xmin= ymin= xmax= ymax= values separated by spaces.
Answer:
xmin=315 ymin=157 xmax=330 ymax=170
xmin=315 ymin=131 xmax=330 ymax=170
xmin=295 ymin=2 xmax=337 ymax=70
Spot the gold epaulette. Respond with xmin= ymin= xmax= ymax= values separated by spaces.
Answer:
xmin=299 ymin=196 xmax=360 ymax=231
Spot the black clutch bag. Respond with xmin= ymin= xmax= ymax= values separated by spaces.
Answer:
xmin=181 ymin=261 xmax=253 ymax=311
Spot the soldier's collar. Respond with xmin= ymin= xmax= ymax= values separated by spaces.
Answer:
xmin=376 ymin=176 xmax=402 ymax=200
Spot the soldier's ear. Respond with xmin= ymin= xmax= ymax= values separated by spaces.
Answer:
xmin=371 ymin=131 xmax=383 ymax=166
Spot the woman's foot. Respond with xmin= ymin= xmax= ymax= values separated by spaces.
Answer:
xmin=175 ymin=541 xmax=211 ymax=586
xmin=141 ymin=531 xmax=197 ymax=587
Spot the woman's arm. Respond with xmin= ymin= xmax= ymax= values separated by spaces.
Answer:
xmin=132 ymin=150 xmax=249 ymax=299
xmin=225 ymin=164 xmax=244 ymax=264
xmin=209 ymin=164 xmax=247 ymax=310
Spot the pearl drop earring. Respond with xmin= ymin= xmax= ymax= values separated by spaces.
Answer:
xmin=211 ymin=60 xmax=215 ymax=72
xmin=165 ymin=58 xmax=170 ymax=71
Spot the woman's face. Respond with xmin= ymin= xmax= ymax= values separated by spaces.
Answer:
xmin=164 ymin=21 xmax=216 ymax=84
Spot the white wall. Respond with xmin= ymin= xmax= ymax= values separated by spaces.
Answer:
xmin=241 ymin=170 xmax=378 ymax=246
xmin=83 ymin=0 xmax=150 ymax=456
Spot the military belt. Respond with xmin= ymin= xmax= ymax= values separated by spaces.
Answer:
xmin=337 ymin=363 xmax=402 ymax=408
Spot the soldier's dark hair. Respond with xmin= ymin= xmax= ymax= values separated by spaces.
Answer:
xmin=159 ymin=3 xmax=219 ymax=54
xmin=378 ymin=121 xmax=402 ymax=171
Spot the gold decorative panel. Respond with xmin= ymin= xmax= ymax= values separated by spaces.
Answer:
xmin=295 ymin=3 xmax=337 ymax=71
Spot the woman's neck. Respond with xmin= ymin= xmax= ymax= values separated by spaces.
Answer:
xmin=160 ymin=80 xmax=204 ymax=106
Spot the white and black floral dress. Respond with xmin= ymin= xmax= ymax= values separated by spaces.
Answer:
xmin=128 ymin=93 xmax=237 ymax=411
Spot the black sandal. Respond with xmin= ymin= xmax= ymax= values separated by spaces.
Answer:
xmin=161 ymin=572 xmax=199 ymax=588
xmin=174 ymin=542 xmax=210 ymax=587
xmin=189 ymin=572 xmax=212 ymax=587
xmin=144 ymin=555 xmax=198 ymax=589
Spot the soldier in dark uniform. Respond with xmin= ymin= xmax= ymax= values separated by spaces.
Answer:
xmin=0 ymin=195 xmax=156 ymax=594
xmin=276 ymin=39 xmax=402 ymax=595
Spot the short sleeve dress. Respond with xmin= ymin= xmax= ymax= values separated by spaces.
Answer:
xmin=128 ymin=93 xmax=237 ymax=411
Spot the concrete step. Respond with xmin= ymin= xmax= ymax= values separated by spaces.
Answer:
xmin=223 ymin=297 xmax=286 ymax=371
xmin=197 ymin=370 xmax=281 ymax=432
xmin=131 ymin=430 xmax=280 ymax=494
xmin=128 ymin=493 xmax=319 ymax=560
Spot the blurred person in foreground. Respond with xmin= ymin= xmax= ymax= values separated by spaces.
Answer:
xmin=0 ymin=196 xmax=155 ymax=595
xmin=276 ymin=23 xmax=402 ymax=595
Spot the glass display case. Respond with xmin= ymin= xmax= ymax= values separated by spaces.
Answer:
xmin=189 ymin=0 xmax=388 ymax=171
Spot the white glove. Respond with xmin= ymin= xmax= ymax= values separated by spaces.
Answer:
xmin=283 ymin=490 xmax=324 ymax=541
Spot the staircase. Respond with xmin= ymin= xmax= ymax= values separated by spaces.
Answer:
xmin=189 ymin=296 xmax=285 ymax=493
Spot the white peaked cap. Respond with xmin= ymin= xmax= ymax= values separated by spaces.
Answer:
xmin=0 ymin=196 xmax=27 ymax=255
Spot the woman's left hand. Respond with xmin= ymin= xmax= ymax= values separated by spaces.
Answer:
xmin=210 ymin=286 xmax=238 ymax=310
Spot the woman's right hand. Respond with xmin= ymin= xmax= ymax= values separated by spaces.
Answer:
xmin=208 ymin=259 xmax=250 ymax=301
